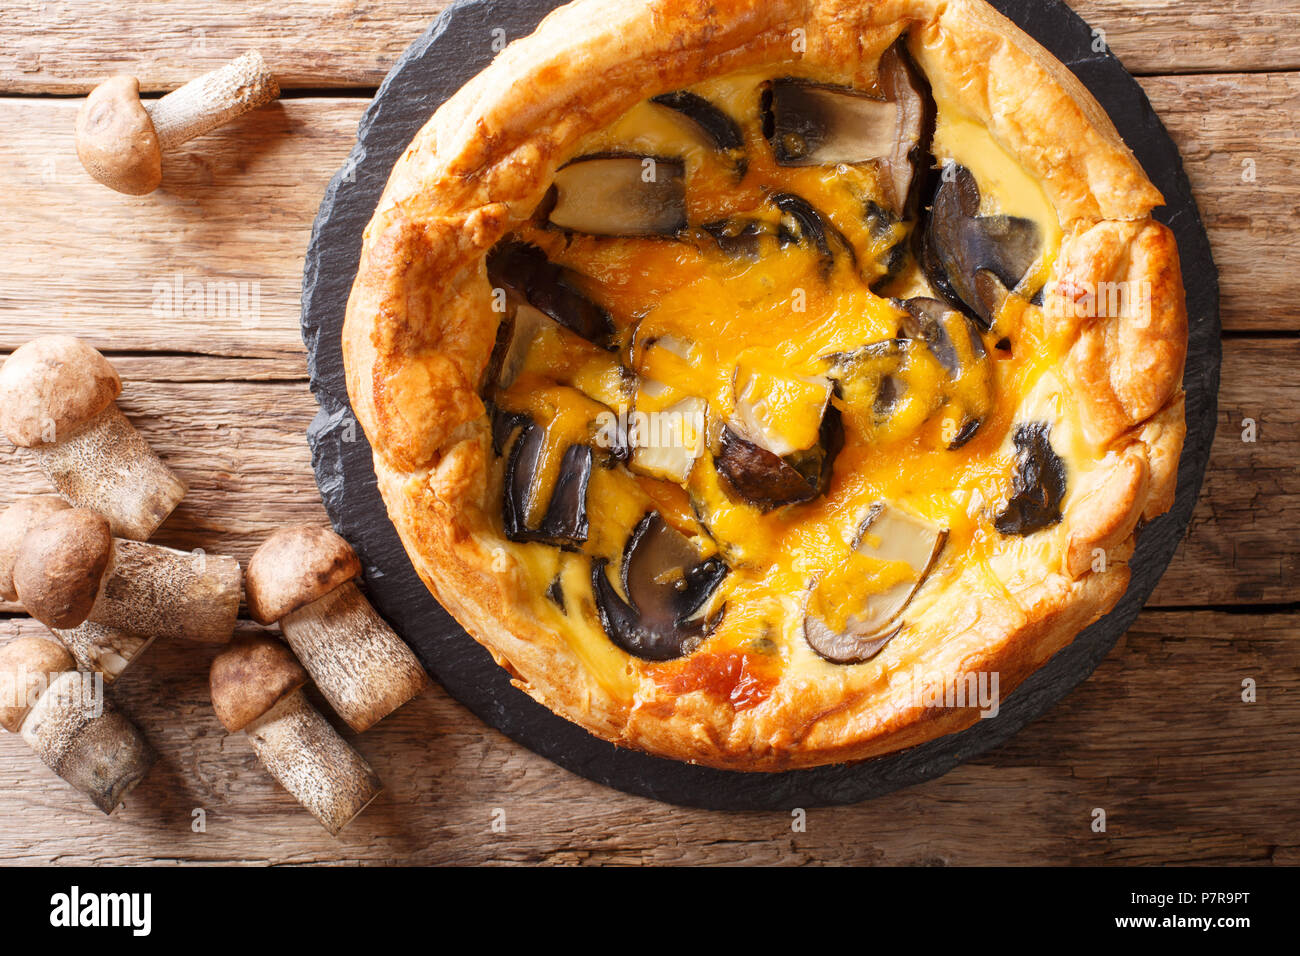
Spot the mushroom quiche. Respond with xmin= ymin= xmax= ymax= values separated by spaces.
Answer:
xmin=344 ymin=0 xmax=1187 ymax=770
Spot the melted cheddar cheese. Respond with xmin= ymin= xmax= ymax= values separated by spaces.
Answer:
xmin=485 ymin=66 xmax=1080 ymax=699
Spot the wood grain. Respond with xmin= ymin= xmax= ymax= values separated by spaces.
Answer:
xmin=0 ymin=0 xmax=1295 ymax=868
xmin=0 ymin=339 xmax=1293 ymax=612
xmin=0 ymin=0 xmax=1295 ymax=94
xmin=0 ymin=609 xmax=1291 ymax=865
xmin=0 ymin=73 xmax=1296 ymax=363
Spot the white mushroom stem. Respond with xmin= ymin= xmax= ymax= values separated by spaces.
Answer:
xmin=244 ymin=689 xmax=382 ymax=836
xmin=51 ymin=622 xmax=155 ymax=683
xmin=33 ymin=403 xmax=186 ymax=542
xmin=20 ymin=669 xmax=155 ymax=814
xmin=281 ymin=581 xmax=428 ymax=732
xmin=146 ymin=51 xmax=279 ymax=152
xmin=88 ymin=539 xmax=240 ymax=643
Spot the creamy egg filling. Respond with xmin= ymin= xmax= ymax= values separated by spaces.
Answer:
xmin=482 ymin=62 xmax=1084 ymax=702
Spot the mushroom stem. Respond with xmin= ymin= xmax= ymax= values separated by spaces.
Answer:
xmin=146 ymin=51 xmax=279 ymax=152
xmin=51 ymin=622 xmax=155 ymax=683
xmin=90 ymin=539 xmax=241 ymax=643
xmin=32 ymin=403 xmax=186 ymax=542
xmin=19 ymin=669 xmax=156 ymax=814
xmin=244 ymin=689 xmax=382 ymax=836
xmin=281 ymin=581 xmax=428 ymax=733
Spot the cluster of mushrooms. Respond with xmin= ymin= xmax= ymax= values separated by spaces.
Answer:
xmin=0 ymin=336 xmax=427 ymax=833
xmin=485 ymin=38 xmax=1067 ymax=666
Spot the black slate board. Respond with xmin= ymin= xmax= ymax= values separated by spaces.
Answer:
xmin=301 ymin=0 xmax=1220 ymax=810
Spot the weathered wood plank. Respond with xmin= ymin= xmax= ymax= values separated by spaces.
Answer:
xmin=1150 ymin=337 xmax=1300 ymax=606
xmin=0 ymin=98 xmax=362 ymax=357
xmin=0 ymin=0 xmax=1294 ymax=94
xmin=0 ymin=75 xmax=1293 ymax=357
xmin=0 ymin=609 xmax=1291 ymax=865
xmin=0 ymin=338 xmax=1294 ymax=610
xmin=1140 ymin=73 xmax=1300 ymax=336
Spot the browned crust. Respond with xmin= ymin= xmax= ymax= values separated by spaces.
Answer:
xmin=343 ymin=0 xmax=1188 ymax=770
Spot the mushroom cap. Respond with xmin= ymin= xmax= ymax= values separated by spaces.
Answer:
xmin=0 ymin=336 xmax=121 ymax=448
xmin=75 ymin=75 xmax=163 ymax=196
xmin=245 ymin=525 xmax=361 ymax=624
xmin=0 ymin=635 xmax=75 ymax=733
xmin=210 ymin=632 xmax=309 ymax=733
xmin=12 ymin=509 xmax=113 ymax=630
xmin=0 ymin=496 xmax=70 ymax=602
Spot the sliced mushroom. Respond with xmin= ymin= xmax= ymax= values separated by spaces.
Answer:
xmin=651 ymin=90 xmax=746 ymax=173
xmin=876 ymin=39 xmax=932 ymax=216
xmin=824 ymin=337 xmax=915 ymax=423
xmin=923 ymin=165 xmax=1042 ymax=328
xmin=994 ymin=422 xmax=1067 ymax=535
xmin=490 ymin=404 xmax=531 ymax=457
xmin=627 ymin=336 xmax=706 ymax=484
xmin=486 ymin=241 xmax=616 ymax=349
xmin=804 ymin=503 xmax=947 ymax=664
xmin=765 ymin=82 xmax=897 ymax=166
xmin=763 ymin=39 xmax=931 ymax=215
xmin=715 ymin=404 xmax=843 ymax=509
xmin=502 ymin=421 xmax=594 ymax=549
xmin=771 ymin=193 xmax=854 ymax=269
xmin=898 ymin=296 xmax=994 ymax=448
xmin=548 ymin=155 xmax=687 ymax=236
xmin=591 ymin=512 xmax=727 ymax=661
xmin=731 ymin=363 xmax=832 ymax=458
xmin=629 ymin=392 xmax=707 ymax=484
xmin=486 ymin=302 xmax=551 ymax=391
xmin=702 ymin=216 xmax=770 ymax=260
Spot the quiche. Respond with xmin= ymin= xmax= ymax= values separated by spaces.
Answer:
xmin=343 ymin=0 xmax=1187 ymax=770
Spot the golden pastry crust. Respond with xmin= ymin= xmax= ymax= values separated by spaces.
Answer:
xmin=344 ymin=0 xmax=1187 ymax=770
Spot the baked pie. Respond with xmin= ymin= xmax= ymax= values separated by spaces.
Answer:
xmin=344 ymin=0 xmax=1187 ymax=769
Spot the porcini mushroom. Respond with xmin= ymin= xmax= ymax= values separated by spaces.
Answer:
xmin=592 ymin=512 xmax=728 ymax=661
xmin=0 ymin=635 xmax=155 ymax=813
xmin=0 ymin=497 xmax=154 ymax=681
xmin=75 ymin=51 xmax=279 ymax=195
xmin=210 ymin=633 xmax=382 ymax=835
xmin=13 ymin=508 xmax=240 ymax=644
xmin=245 ymin=526 xmax=428 ymax=733
xmin=0 ymin=336 xmax=187 ymax=541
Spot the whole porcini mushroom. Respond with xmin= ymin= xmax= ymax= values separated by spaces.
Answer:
xmin=210 ymin=633 xmax=383 ymax=835
xmin=0 ymin=336 xmax=187 ymax=541
xmin=0 ymin=635 xmax=155 ymax=813
xmin=76 ymin=51 xmax=280 ymax=195
xmin=13 ymin=508 xmax=240 ymax=644
xmin=246 ymin=526 xmax=428 ymax=732
xmin=0 ymin=497 xmax=153 ymax=681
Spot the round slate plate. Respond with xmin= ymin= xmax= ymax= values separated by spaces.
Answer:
xmin=301 ymin=0 xmax=1220 ymax=810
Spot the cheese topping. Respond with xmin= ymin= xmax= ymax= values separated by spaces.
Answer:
xmin=483 ymin=57 xmax=1089 ymax=701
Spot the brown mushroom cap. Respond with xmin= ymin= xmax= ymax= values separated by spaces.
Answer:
xmin=12 ymin=508 xmax=112 ymax=630
xmin=210 ymin=632 xmax=309 ymax=733
xmin=0 ymin=336 xmax=122 ymax=448
xmin=0 ymin=496 xmax=70 ymax=602
xmin=245 ymin=525 xmax=361 ymax=624
xmin=0 ymin=635 xmax=75 ymax=733
xmin=75 ymin=75 xmax=163 ymax=196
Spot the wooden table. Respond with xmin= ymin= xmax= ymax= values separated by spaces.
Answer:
xmin=0 ymin=0 xmax=1296 ymax=866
